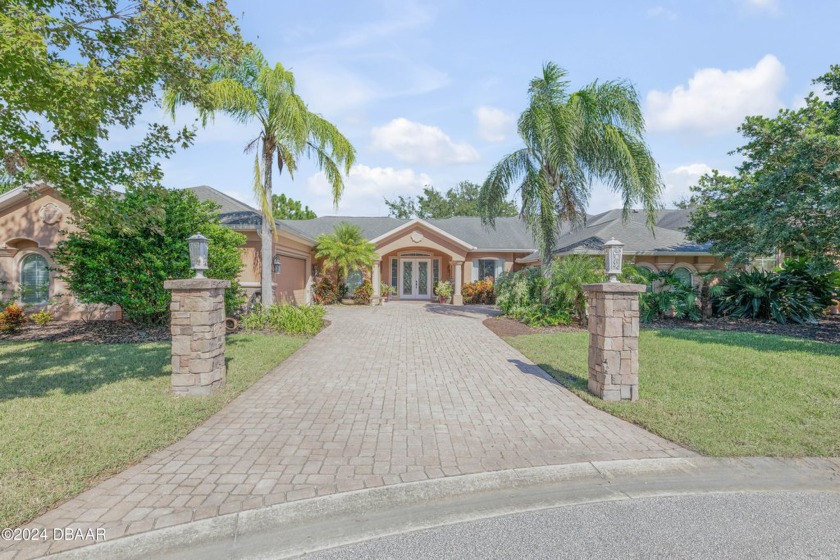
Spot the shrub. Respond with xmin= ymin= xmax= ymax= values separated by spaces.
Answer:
xmin=715 ymin=261 xmax=838 ymax=324
xmin=434 ymin=281 xmax=453 ymax=301
xmin=639 ymin=270 xmax=701 ymax=323
xmin=546 ymin=255 xmax=603 ymax=324
xmin=495 ymin=267 xmax=546 ymax=314
xmin=353 ymin=280 xmax=373 ymax=305
xmin=508 ymin=304 xmax=572 ymax=327
xmin=0 ymin=304 xmax=26 ymax=333
xmin=53 ymin=186 xmax=245 ymax=324
xmin=240 ymin=303 xmax=326 ymax=336
xmin=30 ymin=310 xmax=54 ymax=327
xmin=462 ymin=279 xmax=495 ymax=304
xmin=313 ymin=276 xmax=339 ymax=305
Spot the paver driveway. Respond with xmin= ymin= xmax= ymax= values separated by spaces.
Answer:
xmin=4 ymin=302 xmax=692 ymax=559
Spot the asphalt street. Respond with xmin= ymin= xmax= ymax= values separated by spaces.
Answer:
xmin=308 ymin=492 xmax=840 ymax=560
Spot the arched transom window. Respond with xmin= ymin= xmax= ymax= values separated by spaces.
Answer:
xmin=20 ymin=253 xmax=49 ymax=304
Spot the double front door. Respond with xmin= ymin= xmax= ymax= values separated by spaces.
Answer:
xmin=400 ymin=258 xmax=431 ymax=300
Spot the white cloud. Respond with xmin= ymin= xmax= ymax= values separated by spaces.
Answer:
xmin=647 ymin=6 xmax=677 ymax=20
xmin=663 ymin=163 xmax=734 ymax=206
xmin=474 ymin=106 xmax=516 ymax=142
xmin=740 ymin=0 xmax=781 ymax=16
xmin=306 ymin=164 xmax=432 ymax=216
xmin=645 ymin=55 xmax=786 ymax=134
xmin=371 ymin=118 xmax=480 ymax=165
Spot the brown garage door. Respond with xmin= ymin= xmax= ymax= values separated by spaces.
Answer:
xmin=275 ymin=255 xmax=307 ymax=304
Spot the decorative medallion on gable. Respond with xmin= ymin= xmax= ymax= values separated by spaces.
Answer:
xmin=38 ymin=202 xmax=63 ymax=225
xmin=410 ymin=231 xmax=424 ymax=244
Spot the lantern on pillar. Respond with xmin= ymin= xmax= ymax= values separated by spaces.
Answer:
xmin=188 ymin=233 xmax=209 ymax=278
xmin=604 ymin=238 xmax=624 ymax=283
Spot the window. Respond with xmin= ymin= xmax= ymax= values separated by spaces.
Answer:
xmin=345 ymin=268 xmax=363 ymax=290
xmin=672 ymin=266 xmax=693 ymax=287
xmin=477 ymin=259 xmax=502 ymax=282
xmin=391 ymin=258 xmax=398 ymax=291
xmin=432 ymin=259 xmax=440 ymax=285
xmin=752 ymin=256 xmax=776 ymax=272
xmin=20 ymin=253 xmax=49 ymax=304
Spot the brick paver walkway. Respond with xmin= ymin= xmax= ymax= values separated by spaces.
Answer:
xmin=3 ymin=302 xmax=692 ymax=558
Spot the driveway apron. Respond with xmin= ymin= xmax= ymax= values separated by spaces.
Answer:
xmin=4 ymin=302 xmax=692 ymax=559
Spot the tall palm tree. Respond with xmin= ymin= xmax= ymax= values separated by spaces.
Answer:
xmin=314 ymin=222 xmax=377 ymax=289
xmin=480 ymin=62 xmax=662 ymax=261
xmin=164 ymin=50 xmax=355 ymax=305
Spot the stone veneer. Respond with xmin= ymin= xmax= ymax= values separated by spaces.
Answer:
xmin=582 ymin=282 xmax=646 ymax=402
xmin=163 ymin=278 xmax=230 ymax=396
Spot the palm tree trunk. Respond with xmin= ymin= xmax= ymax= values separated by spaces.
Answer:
xmin=260 ymin=143 xmax=274 ymax=306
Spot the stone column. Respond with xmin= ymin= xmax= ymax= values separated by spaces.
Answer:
xmin=582 ymin=283 xmax=646 ymax=402
xmin=372 ymin=259 xmax=381 ymax=301
xmin=164 ymin=278 xmax=230 ymax=396
xmin=452 ymin=260 xmax=464 ymax=305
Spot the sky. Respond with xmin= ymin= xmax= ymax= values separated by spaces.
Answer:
xmin=146 ymin=0 xmax=840 ymax=217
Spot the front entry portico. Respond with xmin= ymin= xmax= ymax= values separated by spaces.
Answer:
xmin=399 ymin=258 xmax=432 ymax=300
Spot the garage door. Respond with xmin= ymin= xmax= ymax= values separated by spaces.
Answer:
xmin=275 ymin=255 xmax=307 ymax=304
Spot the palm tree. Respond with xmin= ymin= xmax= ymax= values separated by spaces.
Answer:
xmin=314 ymin=223 xmax=377 ymax=290
xmin=164 ymin=50 xmax=356 ymax=305
xmin=480 ymin=62 xmax=662 ymax=261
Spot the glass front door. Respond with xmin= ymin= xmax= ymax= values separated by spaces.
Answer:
xmin=399 ymin=259 xmax=431 ymax=299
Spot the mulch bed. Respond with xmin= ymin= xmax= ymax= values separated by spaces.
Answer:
xmin=0 ymin=320 xmax=171 ymax=344
xmin=482 ymin=316 xmax=585 ymax=338
xmin=484 ymin=313 xmax=840 ymax=344
xmin=643 ymin=315 xmax=840 ymax=345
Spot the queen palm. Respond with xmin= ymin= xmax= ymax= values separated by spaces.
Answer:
xmin=164 ymin=50 xmax=355 ymax=305
xmin=480 ymin=62 xmax=662 ymax=261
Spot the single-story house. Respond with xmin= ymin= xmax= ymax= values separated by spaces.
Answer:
xmin=0 ymin=183 xmax=727 ymax=317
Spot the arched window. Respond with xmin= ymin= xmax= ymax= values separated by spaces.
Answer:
xmin=672 ymin=266 xmax=694 ymax=287
xmin=20 ymin=253 xmax=49 ymax=304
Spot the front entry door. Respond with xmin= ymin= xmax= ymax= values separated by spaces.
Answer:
xmin=400 ymin=259 xmax=431 ymax=300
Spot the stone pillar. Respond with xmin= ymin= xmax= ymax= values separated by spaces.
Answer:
xmin=452 ymin=260 xmax=464 ymax=305
xmin=164 ymin=278 xmax=230 ymax=396
xmin=372 ymin=259 xmax=381 ymax=300
xmin=582 ymin=283 xmax=646 ymax=402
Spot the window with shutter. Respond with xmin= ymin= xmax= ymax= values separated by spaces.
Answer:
xmin=20 ymin=254 xmax=49 ymax=304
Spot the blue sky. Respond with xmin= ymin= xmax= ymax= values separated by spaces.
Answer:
xmin=152 ymin=0 xmax=839 ymax=216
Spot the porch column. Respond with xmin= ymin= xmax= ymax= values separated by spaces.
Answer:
xmin=452 ymin=260 xmax=464 ymax=306
xmin=372 ymin=259 xmax=381 ymax=301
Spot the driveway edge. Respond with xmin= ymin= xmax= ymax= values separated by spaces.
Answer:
xmin=47 ymin=457 xmax=840 ymax=560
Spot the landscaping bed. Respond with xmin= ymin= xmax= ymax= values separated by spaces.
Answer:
xmin=507 ymin=330 xmax=840 ymax=457
xmin=0 ymin=333 xmax=305 ymax=528
xmin=643 ymin=315 xmax=840 ymax=345
xmin=0 ymin=320 xmax=171 ymax=344
xmin=483 ymin=316 xmax=584 ymax=337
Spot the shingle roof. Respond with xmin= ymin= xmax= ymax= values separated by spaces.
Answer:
xmin=189 ymin=185 xmax=708 ymax=255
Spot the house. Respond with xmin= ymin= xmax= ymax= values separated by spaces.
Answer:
xmin=0 ymin=183 xmax=726 ymax=316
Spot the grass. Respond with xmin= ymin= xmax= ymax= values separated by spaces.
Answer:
xmin=507 ymin=329 xmax=840 ymax=457
xmin=0 ymin=333 xmax=305 ymax=528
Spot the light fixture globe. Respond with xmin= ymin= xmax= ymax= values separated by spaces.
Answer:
xmin=604 ymin=238 xmax=624 ymax=283
xmin=188 ymin=233 xmax=209 ymax=278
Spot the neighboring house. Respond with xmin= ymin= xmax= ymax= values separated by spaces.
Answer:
xmin=0 ymin=184 xmax=119 ymax=319
xmin=0 ymin=183 xmax=727 ymax=316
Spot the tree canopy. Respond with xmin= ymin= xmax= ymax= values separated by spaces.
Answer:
xmin=684 ymin=66 xmax=840 ymax=265
xmin=272 ymin=193 xmax=316 ymax=220
xmin=165 ymin=49 xmax=355 ymax=304
xmin=314 ymin=223 xmax=377 ymax=287
xmin=479 ymin=62 xmax=662 ymax=260
xmin=1 ymin=1 xmax=248 ymax=201
xmin=385 ymin=181 xmax=517 ymax=220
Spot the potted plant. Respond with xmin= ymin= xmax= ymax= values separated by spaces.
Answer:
xmin=380 ymin=283 xmax=395 ymax=302
xmin=434 ymin=281 xmax=454 ymax=304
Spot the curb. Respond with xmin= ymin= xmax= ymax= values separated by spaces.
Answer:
xmin=47 ymin=457 xmax=840 ymax=560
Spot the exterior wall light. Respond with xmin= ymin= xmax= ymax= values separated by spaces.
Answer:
xmin=273 ymin=255 xmax=282 ymax=275
xmin=188 ymin=233 xmax=209 ymax=278
xmin=604 ymin=238 xmax=624 ymax=283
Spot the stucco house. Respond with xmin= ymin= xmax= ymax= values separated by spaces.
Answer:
xmin=0 ymin=183 xmax=726 ymax=316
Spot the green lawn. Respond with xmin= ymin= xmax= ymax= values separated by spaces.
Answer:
xmin=507 ymin=329 xmax=840 ymax=457
xmin=0 ymin=334 xmax=305 ymax=528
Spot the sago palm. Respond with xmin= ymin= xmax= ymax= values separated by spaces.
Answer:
xmin=480 ymin=62 xmax=662 ymax=261
xmin=164 ymin=50 xmax=355 ymax=304
xmin=314 ymin=223 xmax=377 ymax=289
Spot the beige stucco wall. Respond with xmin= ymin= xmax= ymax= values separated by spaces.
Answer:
xmin=0 ymin=188 xmax=119 ymax=320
